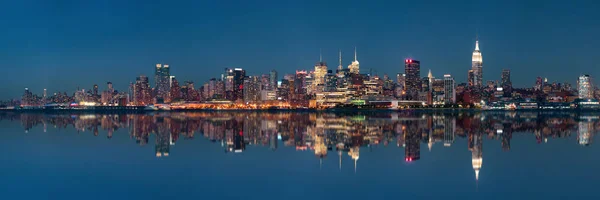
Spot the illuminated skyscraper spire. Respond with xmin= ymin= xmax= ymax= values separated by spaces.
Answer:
xmin=428 ymin=133 xmax=433 ymax=152
xmin=471 ymin=37 xmax=483 ymax=87
xmin=348 ymin=46 xmax=360 ymax=74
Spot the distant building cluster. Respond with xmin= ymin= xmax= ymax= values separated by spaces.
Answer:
xmin=7 ymin=39 xmax=599 ymax=109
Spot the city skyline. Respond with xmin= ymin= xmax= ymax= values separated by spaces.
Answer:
xmin=1 ymin=0 xmax=599 ymax=99
xmin=7 ymin=40 xmax=593 ymax=103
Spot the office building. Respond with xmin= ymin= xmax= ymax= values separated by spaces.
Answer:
xmin=324 ymin=70 xmax=337 ymax=92
xmin=269 ymin=70 xmax=278 ymax=90
xmin=467 ymin=70 xmax=474 ymax=87
xmin=133 ymin=75 xmax=151 ymax=105
xmin=421 ymin=77 xmax=430 ymax=92
xmin=169 ymin=78 xmax=181 ymax=101
xmin=501 ymin=69 xmax=511 ymax=89
xmin=397 ymin=73 xmax=406 ymax=90
xmin=243 ymin=76 xmax=261 ymax=103
xmin=444 ymin=74 xmax=456 ymax=104
xmin=155 ymin=64 xmax=171 ymax=101
xmin=404 ymin=59 xmax=421 ymax=100
xmin=578 ymin=75 xmax=593 ymax=99
xmin=224 ymin=68 xmax=246 ymax=101
xmin=314 ymin=61 xmax=328 ymax=86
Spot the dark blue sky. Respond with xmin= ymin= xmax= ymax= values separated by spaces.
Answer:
xmin=1 ymin=0 xmax=599 ymax=99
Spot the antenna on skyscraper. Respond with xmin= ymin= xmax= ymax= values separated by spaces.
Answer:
xmin=354 ymin=46 xmax=357 ymax=62
xmin=338 ymin=49 xmax=343 ymax=70
xmin=339 ymin=49 xmax=342 ymax=65
xmin=319 ymin=48 xmax=322 ymax=62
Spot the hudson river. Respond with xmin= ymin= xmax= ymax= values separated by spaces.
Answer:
xmin=1 ymin=111 xmax=598 ymax=199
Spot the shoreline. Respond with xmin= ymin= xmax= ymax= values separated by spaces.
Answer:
xmin=2 ymin=107 xmax=600 ymax=114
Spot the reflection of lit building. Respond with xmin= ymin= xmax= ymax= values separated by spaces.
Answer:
xmin=405 ymin=130 xmax=420 ymax=162
xmin=232 ymin=131 xmax=245 ymax=153
xmin=155 ymin=118 xmax=171 ymax=157
xmin=348 ymin=146 xmax=359 ymax=173
xmin=9 ymin=111 xmax=596 ymax=169
xmin=469 ymin=133 xmax=483 ymax=181
xmin=578 ymin=121 xmax=593 ymax=146
xmin=337 ymin=149 xmax=343 ymax=170
xmin=314 ymin=134 xmax=327 ymax=158
xmin=500 ymin=125 xmax=512 ymax=151
xmin=269 ymin=132 xmax=278 ymax=151
xmin=443 ymin=118 xmax=455 ymax=147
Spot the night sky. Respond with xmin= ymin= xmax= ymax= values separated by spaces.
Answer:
xmin=1 ymin=0 xmax=599 ymax=99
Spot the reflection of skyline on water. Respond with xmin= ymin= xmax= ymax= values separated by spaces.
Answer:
xmin=2 ymin=111 xmax=599 ymax=181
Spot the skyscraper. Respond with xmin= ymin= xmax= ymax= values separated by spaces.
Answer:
xmin=428 ymin=70 xmax=434 ymax=92
xmin=471 ymin=40 xmax=483 ymax=87
xmin=243 ymin=76 xmax=261 ymax=103
xmin=501 ymin=69 xmax=512 ymax=89
xmin=348 ymin=47 xmax=359 ymax=74
xmin=208 ymin=78 xmax=218 ymax=99
xmin=467 ymin=70 xmax=474 ymax=87
xmin=231 ymin=68 xmax=246 ymax=101
xmin=155 ymin=64 xmax=171 ymax=101
xmin=397 ymin=73 xmax=405 ymax=90
xmin=169 ymin=78 xmax=181 ymax=101
xmin=133 ymin=75 xmax=151 ymax=105
xmin=93 ymin=84 xmax=99 ymax=96
xmin=404 ymin=59 xmax=421 ymax=100
xmin=294 ymin=70 xmax=308 ymax=95
xmin=215 ymin=79 xmax=225 ymax=99
xmin=444 ymin=74 xmax=456 ymax=104
xmin=314 ymin=60 xmax=328 ymax=86
xmin=535 ymin=76 xmax=543 ymax=91
xmin=269 ymin=70 xmax=278 ymax=90
xmin=421 ymin=77 xmax=430 ymax=92
xmin=578 ymin=75 xmax=593 ymax=99
xmin=325 ymin=70 xmax=337 ymax=92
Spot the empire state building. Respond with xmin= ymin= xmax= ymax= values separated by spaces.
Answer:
xmin=471 ymin=40 xmax=483 ymax=87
